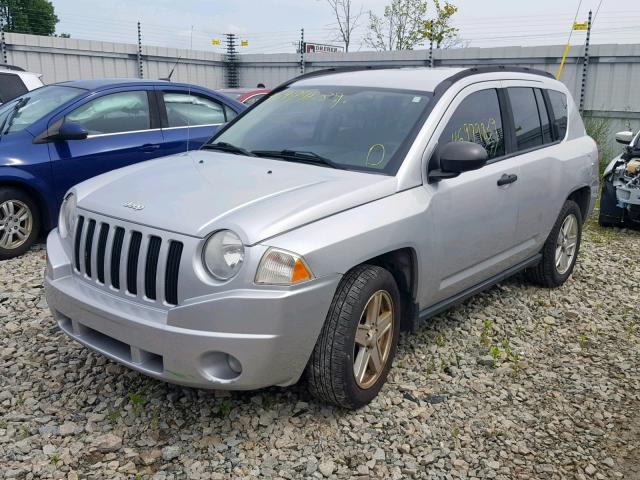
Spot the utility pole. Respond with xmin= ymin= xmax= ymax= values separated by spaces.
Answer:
xmin=225 ymin=33 xmax=239 ymax=88
xmin=579 ymin=9 xmax=592 ymax=114
xmin=137 ymin=21 xmax=144 ymax=79
xmin=299 ymin=28 xmax=305 ymax=75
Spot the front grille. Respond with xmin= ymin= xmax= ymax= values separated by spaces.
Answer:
xmin=73 ymin=215 xmax=183 ymax=305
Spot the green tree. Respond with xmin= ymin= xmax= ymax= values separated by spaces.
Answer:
xmin=423 ymin=0 xmax=459 ymax=49
xmin=364 ymin=0 xmax=429 ymax=51
xmin=0 ymin=0 xmax=59 ymax=36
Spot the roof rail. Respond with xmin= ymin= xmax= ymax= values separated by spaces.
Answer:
xmin=0 ymin=64 xmax=26 ymax=72
xmin=278 ymin=64 xmax=554 ymax=90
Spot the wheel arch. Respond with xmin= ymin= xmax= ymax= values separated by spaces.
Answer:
xmin=567 ymin=185 xmax=591 ymax=223
xmin=357 ymin=247 xmax=419 ymax=332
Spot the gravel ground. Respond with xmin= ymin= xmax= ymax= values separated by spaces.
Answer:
xmin=1 ymin=218 xmax=639 ymax=480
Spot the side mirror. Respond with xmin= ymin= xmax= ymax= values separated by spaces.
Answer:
xmin=429 ymin=141 xmax=488 ymax=181
xmin=615 ymin=131 xmax=634 ymax=145
xmin=57 ymin=122 xmax=89 ymax=141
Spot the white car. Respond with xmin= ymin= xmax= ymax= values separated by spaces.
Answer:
xmin=0 ymin=64 xmax=44 ymax=104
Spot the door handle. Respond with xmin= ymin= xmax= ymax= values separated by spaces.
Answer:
xmin=140 ymin=144 xmax=160 ymax=153
xmin=497 ymin=173 xmax=518 ymax=186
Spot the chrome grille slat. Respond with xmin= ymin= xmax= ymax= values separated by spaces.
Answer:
xmin=103 ymin=225 xmax=115 ymax=288
xmin=72 ymin=212 xmax=184 ymax=306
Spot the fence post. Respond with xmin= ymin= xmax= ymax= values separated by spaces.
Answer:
xmin=300 ymin=28 xmax=305 ymax=74
xmin=0 ymin=6 xmax=7 ymax=64
xmin=225 ymin=33 xmax=238 ymax=88
xmin=428 ymin=39 xmax=433 ymax=68
xmin=137 ymin=21 xmax=144 ymax=79
xmin=579 ymin=10 xmax=592 ymax=114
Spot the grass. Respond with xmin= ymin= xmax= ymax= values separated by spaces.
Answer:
xmin=218 ymin=399 xmax=232 ymax=418
xmin=127 ymin=391 xmax=147 ymax=415
xmin=49 ymin=453 xmax=60 ymax=466
xmin=584 ymin=116 xmax=616 ymax=176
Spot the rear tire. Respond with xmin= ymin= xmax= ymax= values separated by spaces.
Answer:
xmin=0 ymin=187 xmax=40 ymax=260
xmin=306 ymin=265 xmax=401 ymax=409
xmin=525 ymin=200 xmax=582 ymax=288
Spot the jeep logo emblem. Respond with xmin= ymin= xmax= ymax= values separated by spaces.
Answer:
xmin=123 ymin=202 xmax=144 ymax=211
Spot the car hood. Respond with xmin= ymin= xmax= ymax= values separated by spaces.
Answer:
xmin=75 ymin=151 xmax=398 ymax=244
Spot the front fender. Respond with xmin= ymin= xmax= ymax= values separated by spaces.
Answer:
xmin=258 ymin=188 xmax=434 ymax=298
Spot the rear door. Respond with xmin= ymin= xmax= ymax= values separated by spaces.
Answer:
xmin=502 ymin=83 xmax=558 ymax=260
xmin=48 ymin=87 xmax=163 ymax=202
xmin=424 ymin=83 xmax=522 ymax=304
xmin=156 ymin=88 xmax=234 ymax=155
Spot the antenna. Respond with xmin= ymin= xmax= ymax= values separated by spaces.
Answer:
xmin=160 ymin=56 xmax=182 ymax=82
xmin=186 ymin=55 xmax=191 ymax=153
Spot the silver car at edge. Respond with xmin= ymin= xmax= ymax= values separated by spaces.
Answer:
xmin=45 ymin=67 xmax=599 ymax=408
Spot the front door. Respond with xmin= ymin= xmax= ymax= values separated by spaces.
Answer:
xmin=49 ymin=89 xmax=163 ymax=203
xmin=424 ymin=85 xmax=522 ymax=304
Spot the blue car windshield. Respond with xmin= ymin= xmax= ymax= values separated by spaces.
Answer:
xmin=209 ymin=85 xmax=433 ymax=174
xmin=0 ymin=85 xmax=84 ymax=135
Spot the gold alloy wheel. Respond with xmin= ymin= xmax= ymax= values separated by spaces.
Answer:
xmin=353 ymin=290 xmax=394 ymax=389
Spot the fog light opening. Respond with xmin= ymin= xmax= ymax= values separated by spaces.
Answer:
xmin=226 ymin=354 xmax=243 ymax=375
xmin=200 ymin=351 xmax=243 ymax=381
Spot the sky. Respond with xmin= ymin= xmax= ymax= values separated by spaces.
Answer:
xmin=51 ymin=0 xmax=640 ymax=53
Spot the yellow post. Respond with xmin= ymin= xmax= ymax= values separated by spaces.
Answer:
xmin=556 ymin=43 xmax=571 ymax=80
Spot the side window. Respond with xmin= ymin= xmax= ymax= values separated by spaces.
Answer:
xmin=534 ymin=89 xmax=553 ymax=144
xmin=0 ymin=73 xmax=28 ymax=103
xmin=223 ymin=104 xmax=237 ymax=122
xmin=547 ymin=90 xmax=568 ymax=141
xmin=438 ymin=89 xmax=505 ymax=160
xmin=507 ymin=87 xmax=543 ymax=150
xmin=162 ymin=92 xmax=225 ymax=127
xmin=243 ymin=94 xmax=265 ymax=106
xmin=67 ymin=91 xmax=150 ymax=135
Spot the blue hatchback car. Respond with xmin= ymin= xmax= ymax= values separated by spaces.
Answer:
xmin=0 ymin=79 xmax=245 ymax=259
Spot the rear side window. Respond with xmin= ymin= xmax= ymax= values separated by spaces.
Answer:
xmin=548 ymin=90 xmax=568 ymax=140
xmin=0 ymin=73 xmax=28 ymax=103
xmin=438 ymin=89 xmax=505 ymax=160
xmin=507 ymin=87 xmax=542 ymax=150
xmin=67 ymin=91 xmax=150 ymax=135
xmin=534 ymin=89 xmax=553 ymax=144
xmin=163 ymin=92 xmax=226 ymax=127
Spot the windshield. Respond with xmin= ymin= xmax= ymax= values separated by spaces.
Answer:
xmin=0 ymin=85 xmax=85 ymax=135
xmin=209 ymin=85 xmax=433 ymax=174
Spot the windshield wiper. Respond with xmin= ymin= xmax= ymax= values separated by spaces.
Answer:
xmin=0 ymin=97 xmax=28 ymax=141
xmin=251 ymin=149 xmax=343 ymax=169
xmin=201 ymin=142 xmax=256 ymax=157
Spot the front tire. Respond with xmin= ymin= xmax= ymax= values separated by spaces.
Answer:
xmin=306 ymin=265 xmax=401 ymax=409
xmin=526 ymin=200 xmax=582 ymax=288
xmin=0 ymin=187 xmax=40 ymax=260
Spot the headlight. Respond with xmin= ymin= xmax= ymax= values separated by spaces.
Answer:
xmin=58 ymin=192 xmax=77 ymax=239
xmin=202 ymin=230 xmax=245 ymax=280
xmin=255 ymin=248 xmax=313 ymax=285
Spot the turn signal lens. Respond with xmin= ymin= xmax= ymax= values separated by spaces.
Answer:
xmin=255 ymin=248 xmax=314 ymax=285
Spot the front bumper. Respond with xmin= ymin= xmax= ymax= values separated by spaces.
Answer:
xmin=45 ymin=230 xmax=341 ymax=390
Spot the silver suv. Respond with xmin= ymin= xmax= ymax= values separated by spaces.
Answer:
xmin=45 ymin=67 xmax=599 ymax=408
